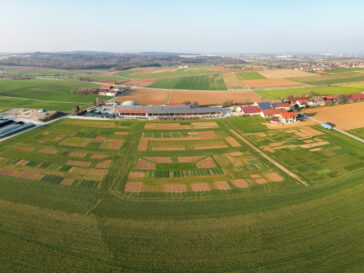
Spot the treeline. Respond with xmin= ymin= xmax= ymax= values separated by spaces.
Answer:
xmin=71 ymin=88 xmax=100 ymax=95
xmin=0 ymin=52 xmax=246 ymax=70
xmin=0 ymin=74 xmax=33 ymax=80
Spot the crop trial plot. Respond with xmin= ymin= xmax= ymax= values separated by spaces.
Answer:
xmin=244 ymin=126 xmax=364 ymax=183
xmin=0 ymin=119 xmax=130 ymax=190
xmin=126 ymin=121 xmax=289 ymax=193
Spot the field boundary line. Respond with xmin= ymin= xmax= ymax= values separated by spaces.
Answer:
xmin=0 ymin=94 xmax=79 ymax=104
xmin=86 ymin=199 xmax=103 ymax=216
xmin=230 ymin=129 xmax=308 ymax=187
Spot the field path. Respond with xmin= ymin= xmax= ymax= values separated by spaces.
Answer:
xmin=86 ymin=199 xmax=103 ymax=216
xmin=230 ymin=129 xmax=308 ymax=187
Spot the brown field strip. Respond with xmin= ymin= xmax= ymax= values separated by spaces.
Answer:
xmin=168 ymin=90 xmax=264 ymax=105
xmin=135 ymin=159 xmax=155 ymax=170
xmin=225 ymin=136 xmax=241 ymax=147
xmin=152 ymin=147 xmax=185 ymax=151
xmin=68 ymin=152 xmax=87 ymax=158
xmin=124 ymin=79 xmax=157 ymax=87
xmin=91 ymin=154 xmax=108 ymax=159
xmin=259 ymin=69 xmax=313 ymax=78
xmin=194 ymin=145 xmax=228 ymax=150
xmin=303 ymin=102 xmax=364 ymax=130
xmin=232 ymin=179 xmax=249 ymax=188
xmin=66 ymin=160 xmax=91 ymax=167
xmin=96 ymin=160 xmax=112 ymax=169
xmin=37 ymin=148 xmax=57 ymax=154
xmin=178 ymin=156 xmax=202 ymax=163
xmin=128 ymin=172 xmax=146 ymax=178
xmin=145 ymin=157 xmax=172 ymax=163
xmin=265 ymin=173 xmax=284 ymax=182
xmin=14 ymin=146 xmax=34 ymax=152
xmin=196 ymin=157 xmax=216 ymax=168
xmin=191 ymin=183 xmax=210 ymax=192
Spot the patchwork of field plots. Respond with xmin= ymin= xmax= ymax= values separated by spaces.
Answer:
xmin=245 ymin=126 xmax=364 ymax=183
xmin=289 ymin=71 xmax=364 ymax=85
xmin=126 ymin=121 xmax=287 ymax=193
xmin=0 ymin=119 xmax=130 ymax=189
xmin=222 ymin=73 xmax=245 ymax=89
xmin=243 ymin=78 xmax=307 ymax=89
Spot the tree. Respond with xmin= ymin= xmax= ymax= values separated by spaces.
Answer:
xmin=73 ymin=105 xmax=80 ymax=115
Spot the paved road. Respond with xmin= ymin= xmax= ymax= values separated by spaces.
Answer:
xmin=299 ymin=112 xmax=364 ymax=144
xmin=230 ymin=129 xmax=308 ymax=187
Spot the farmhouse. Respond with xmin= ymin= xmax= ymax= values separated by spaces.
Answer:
xmin=261 ymin=109 xmax=285 ymax=119
xmin=98 ymin=85 xmax=122 ymax=97
xmin=257 ymin=102 xmax=272 ymax=110
xmin=280 ymin=112 xmax=298 ymax=124
xmin=286 ymin=97 xmax=308 ymax=108
xmin=323 ymin=96 xmax=337 ymax=105
xmin=272 ymin=103 xmax=291 ymax=110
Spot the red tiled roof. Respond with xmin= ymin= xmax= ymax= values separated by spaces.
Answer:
xmin=262 ymin=109 xmax=285 ymax=116
xmin=241 ymin=106 xmax=261 ymax=114
xmin=100 ymin=85 xmax=113 ymax=89
xmin=323 ymin=96 xmax=337 ymax=100
xmin=348 ymin=93 xmax=364 ymax=101
xmin=274 ymin=103 xmax=290 ymax=108
xmin=281 ymin=112 xmax=298 ymax=119
xmin=117 ymin=109 xmax=147 ymax=114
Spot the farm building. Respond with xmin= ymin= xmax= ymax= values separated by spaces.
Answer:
xmin=239 ymin=106 xmax=261 ymax=115
xmin=286 ymin=97 xmax=308 ymax=108
xmin=0 ymin=119 xmax=34 ymax=138
xmin=280 ymin=112 xmax=298 ymax=124
xmin=310 ymin=96 xmax=326 ymax=107
xmin=261 ymin=109 xmax=285 ymax=119
xmin=348 ymin=93 xmax=364 ymax=102
xmin=257 ymin=102 xmax=272 ymax=110
xmin=115 ymin=103 xmax=225 ymax=119
xmin=323 ymin=96 xmax=338 ymax=105
xmin=321 ymin=123 xmax=333 ymax=129
xmin=272 ymin=103 xmax=291 ymax=110
xmin=98 ymin=85 xmax=123 ymax=97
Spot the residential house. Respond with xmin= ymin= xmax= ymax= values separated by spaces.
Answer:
xmin=286 ymin=97 xmax=308 ymax=108
xmin=239 ymin=106 xmax=261 ymax=116
xmin=348 ymin=93 xmax=364 ymax=102
xmin=256 ymin=102 xmax=272 ymax=110
xmin=280 ymin=112 xmax=298 ymax=124
xmin=261 ymin=109 xmax=285 ymax=119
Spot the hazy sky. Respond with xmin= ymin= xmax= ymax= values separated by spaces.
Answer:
xmin=1 ymin=0 xmax=364 ymax=53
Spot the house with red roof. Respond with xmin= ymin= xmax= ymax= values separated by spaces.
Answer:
xmin=261 ymin=109 xmax=286 ymax=119
xmin=348 ymin=93 xmax=364 ymax=102
xmin=272 ymin=103 xmax=291 ymax=110
xmin=323 ymin=95 xmax=338 ymax=105
xmin=239 ymin=105 xmax=261 ymax=115
xmin=280 ymin=112 xmax=298 ymax=124
xmin=286 ymin=97 xmax=308 ymax=108
xmin=99 ymin=85 xmax=123 ymax=97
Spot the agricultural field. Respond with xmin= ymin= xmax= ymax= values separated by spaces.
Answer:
xmin=237 ymin=71 xmax=266 ymax=80
xmin=0 ymin=117 xmax=363 ymax=272
xmin=348 ymin=127 xmax=364 ymax=139
xmin=0 ymin=79 xmax=105 ymax=112
xmin=149 ymin=74 xmax=227 ymax=90
xmin=256 ymin=83 xmax=363 ymax=99
xmin=289 ymin=71 xmax=364 ymax=85
xmin=303 ymin=101 xmax=364 ymax=130
xmin=244 ymin=125 xmax=364 ymax=184
xmin=222 ymin=73 xmax=245 ymax=89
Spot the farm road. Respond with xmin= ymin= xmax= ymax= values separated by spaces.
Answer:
xmin=230 ymin=129 xmax=309 ymax=187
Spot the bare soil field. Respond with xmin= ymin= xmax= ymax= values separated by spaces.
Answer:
xmin=214 ymin=181 xmax=230 ymax=190
xmin=96 ymin=160 xmax=112 ymax=169
xmin=168 ymin=90 xmax=264 ymax=105
xmin=37 ymin=148 xmax=57 ymax=154
xmin=303 ymin=102 xmax=364 ymax=130
xmin=259 ymin=69 xmax=314 ymax=78
xmin=135 ymin=159 xmax=155 ymax=170
xmin=178 ymin=156 xmax=202 ymax=163
xmin=225 ymin=136 xmax=241 ymax=147
xmin=129 ymin=68 xmax=179 ymax=75
xmin=263 ymin=120 xmax=316 ymax=129
xmin=114 ymin=89 xmax=169 ymax=105
xmin=68 ymin=152 xmax=86 ymax=158
xmin=196 ymin=157 xmax=216 ymax=168
xmin=67 ymin=160 xmax=91 ymax=167
xmin=243 ymin=78 xmax=307 ymax=89
xmin=91 ymin=154 xmax=108 ymax=159
xmin=232 ymin=179 xmax=249 ymax=188
xmin=145 ymin=157 xmax=172 ymax=163
xmin=191 ymin=183 xmax=211 ymax=192
xmin=15 ymin=146 xmax=34 ymax=152
xmin=265 ymin=172 xmax=284 ymax=182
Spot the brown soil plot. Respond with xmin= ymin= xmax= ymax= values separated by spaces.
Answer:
xmin=194 ymin=145 xmax=228 ymax=150
xmin=128 ymin=172 xmax=146 ymax=178
xmin=69 ymin=152 xmax=87 ymax=158
xmin=152 ymin=147 xmax=186 ymax=151
xmin=164 ymin=184 xmax=187 ymax=193
xmin=96 ymin=160 xmax=112 ymax=169
xmin=113 ymin=89 xmax=169 ymax=105
xmin=66 ymin=160 xmax=91 ymax=167
xmin=259 ymin=69 xmax=313 ymax=78
xmin=135 ymin=159 xmax=155 ymax=170
xmin=37 ymin=148 xmax=57 ymax=155
xmin=17 ymin=171 xmax=39 ymax=180
xmin=191 ymin=183 xmax=211 ymax=192
xmin=125 ymin=182 xmax=143 ymax=193
xmin=91 ymin=154 xmax=108 ymax=159
xmin=232 ymin=179 xmax=249 ymax=188
xmin=196 ymin=157 xmax=216 ymax=168
xmin=265 ymin=173 xmax=284 ymax=182
xmin=225 ymin=137 xmax=241 ymax=147
xmin=255 ymin=178 xmax=267 ymax=184
xmin=242 ymin=78 xmax=307 ymax=89
xmin=14 ymin=146 xmax=34 ymax=152
xmin=0 ymin=168 xmax=15 ymax=176
xmin=223 ymin=73 xmax=245 ymax=89
xmin=90 ymin=169 xmax=108 ymax=176
xmin=178 ymin=156 xmax=202 ymax=163
xmin=60 ymin=178 xmax=75 ymax=186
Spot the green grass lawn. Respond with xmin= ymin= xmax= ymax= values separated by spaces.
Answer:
xmin=0 ymin=118 xmax=363 ymax=272
xmin=256 ymin=84 xmax=363 ymax=99
xmin=0 ymin=79 xmax=106 ymax=112
xmin=348 ymin=127 xmax=364 ymax=139
xmin=149 ymin=74 xmax=227 ymax=90
xmin=238 ymin=71 xmax=266 ymax=80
